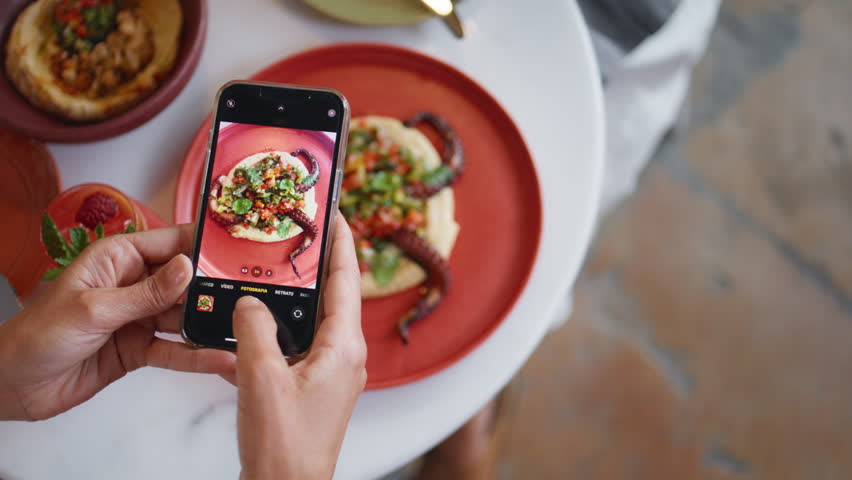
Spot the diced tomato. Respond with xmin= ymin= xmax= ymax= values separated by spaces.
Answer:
xmin=254 ymin=200 xmax=263 ymax=208
xmin=369 ymin=207 xmax=402 ymax=237
xmin=394 ymin=161 xmax=411 ymax=175
xmin=388 ymin=144 xmax=400 ymax=155
xmin=358 ymin=259 xmax=370 ymax=273
xmin=363 ymin=151 xmax=379 ymax=170
xmin=402 ymin=209 xmax=425 ymax=231
xmin=342 ymin=171 xmax=365 ymax=191
xmin=358 ymin=238 xmax=372 ymax=250
xmin=348 ymin=217 xmax=367 ymax=237
xmin=296 ymin=199 xmax=305 ymax=209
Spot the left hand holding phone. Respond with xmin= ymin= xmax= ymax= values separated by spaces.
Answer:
xmin=0 ymin=224 xmax=237 ymax=421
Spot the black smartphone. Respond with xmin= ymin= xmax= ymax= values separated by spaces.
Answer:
xmin=182 ymin=81 xmax=349 ymax=357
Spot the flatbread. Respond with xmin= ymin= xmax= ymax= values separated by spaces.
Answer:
xmin=215 ymin=151 xmax=318 ymax=243
xmin=355 ymin=116 xmax=459 ymax=298
xmin=5 ymin=0 xmax=182 ymax=122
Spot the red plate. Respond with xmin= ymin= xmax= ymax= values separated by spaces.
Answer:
xmin=175 ymin=43 xmax=542 ymax=389
xmin=198 ymin=123 xmax=334 ymax=289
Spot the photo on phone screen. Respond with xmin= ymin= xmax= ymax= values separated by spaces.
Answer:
xmin=183 ymin=82 xmax=348 ymax=356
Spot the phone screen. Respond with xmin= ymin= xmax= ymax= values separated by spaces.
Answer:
xmin=183 ymin=82 xmax=348 ymax=355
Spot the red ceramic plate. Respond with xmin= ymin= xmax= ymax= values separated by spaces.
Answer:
xmin=0 ymin=0 xmax=206 ymax=143
xmin=0 ymin=127 xmax=61 ymax=299
xmin=175 ymin=43 xmax=542 ymax=389
xmin=198 ymin=123 xmax=334 ymax=289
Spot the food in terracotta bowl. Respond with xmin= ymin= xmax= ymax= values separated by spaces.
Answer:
xmin=41 ymin=183 xmax=146 ymax=280
xmin=6 ymin=0 xmax=182 ymax=122
xmin=341 ymin=113 xmax=464 ymax=343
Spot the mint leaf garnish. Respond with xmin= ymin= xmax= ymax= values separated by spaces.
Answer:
xmin=42 ymin=267 xmax=65 ymax=281
xmin=41 ymin=213 xmax=71 ymax=260
xmin=55 ymin=257 xmax=73 ymax=267
xmin=70 ymin=227 xmax=89 ymax=254
xmin=41 ymin=214 xmax=138 ymax=283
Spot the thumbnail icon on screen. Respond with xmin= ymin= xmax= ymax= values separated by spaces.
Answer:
xmin=197 ymin=295 xmax=214 ymax=312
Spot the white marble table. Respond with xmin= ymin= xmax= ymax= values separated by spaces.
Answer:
xmin=0 ymin=1 xmax=604 ymax=478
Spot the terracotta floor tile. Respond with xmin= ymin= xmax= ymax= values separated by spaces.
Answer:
xmin=433 ymin=3 xmax=852 ymax=479
xmin=687 ymin=1 xmax=852 ymax=298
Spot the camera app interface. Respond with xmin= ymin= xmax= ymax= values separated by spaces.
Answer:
xmin=185 ymin=120 xmax=338 ymax=352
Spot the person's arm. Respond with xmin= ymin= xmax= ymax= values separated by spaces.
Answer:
xmin=232 ymin=214 xmax=367 ymax=480
xmin=0 ymin=225 xmax=236 ymax=421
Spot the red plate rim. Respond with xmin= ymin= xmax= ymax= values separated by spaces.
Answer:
xmin=174 ymin=43 xmax=543 ymax=389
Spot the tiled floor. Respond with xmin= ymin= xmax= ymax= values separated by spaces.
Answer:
xmin=498 ymin=1 xmax=852 ymax=479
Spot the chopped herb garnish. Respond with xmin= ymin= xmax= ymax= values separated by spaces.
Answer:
xmin=369 ymin=247 xmax=401 ymax=286
xmin=232 ymin=198 xmax=253 ymax=215
xmin=276 ymin=217 xmax=294 ymax=238
xmin=422 ymin=165 xmax=454 ymax=186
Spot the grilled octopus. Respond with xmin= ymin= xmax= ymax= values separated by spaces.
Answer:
xmin=403 ymin=112 xmax=465 ymax=199
xmin=208 ymin=149 xmax=321 ymax=279
xmin=383 ymin=112 xmax=464 ymax=343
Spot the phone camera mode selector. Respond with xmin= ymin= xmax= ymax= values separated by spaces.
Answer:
xmin=290 ymin=306 xmax=306 ymax=322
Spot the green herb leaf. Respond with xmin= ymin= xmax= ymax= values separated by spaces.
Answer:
xmin=41 ymin=213 xmax=71 ymax=260
xmin=422 ymin=165 xmax=454 ymax=186
xmin=276 ymin=217 xmax=293 ymax=238
xmin=95 ymin=223 xmax=105 ymax=239
xmin=42 ymin=267 xmax=65 ymax=281
xmin=300 ymin=173 xmax=317 ymax=186
xmin=55 ymin=257 xmax=73 ymax=267
xmin=123 ymin=223 xmax=136 ymax=234
xmin=370 ymin=247 xmax=401 ymax=287
xmin=277 ymin=178 xmax=295 ymax=192
xmin=366 ymin=171 xmax=401 ymax=193
xmin=245 ymin=167 xmax=263 ymax=185
xmin=232 ymin=198 xmax=253 ymax=215
xmin=70 ymin=227 xmax=89 ymax=253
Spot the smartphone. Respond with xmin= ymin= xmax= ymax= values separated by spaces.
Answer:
xmin=182 ymin=81 xmax=349 ymax=357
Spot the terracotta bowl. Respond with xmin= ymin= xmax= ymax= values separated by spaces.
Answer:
xmin=0 ymin=0 xmax=206 ymax=143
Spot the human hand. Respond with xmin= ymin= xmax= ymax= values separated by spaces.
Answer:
xmin=0 ymin=225 xmax=236 ymax=421
xmin=233 ymin=214 xmax=366 ymax=480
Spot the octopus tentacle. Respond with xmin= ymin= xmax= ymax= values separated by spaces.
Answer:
xmin=291 ymin=148 xmax=320 ymax=193
xmin=403 ymin=112 xmax=464 ymax=199
xmin=387 ymin=229 xmax=451 ymax=344
xmin=283 ymin=208 xmax=318 ymax=279
xmin=208 ymin=177 xmax=241 ymax=225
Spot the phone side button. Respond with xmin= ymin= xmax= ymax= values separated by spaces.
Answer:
xmin=332 ymin=175 xmax=343 ymax=202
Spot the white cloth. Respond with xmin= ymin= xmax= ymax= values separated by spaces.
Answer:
xmin=597 ymin=0 xmax=721 ymax=214
xmin=550 ymin=0 xmax=721 ymax=328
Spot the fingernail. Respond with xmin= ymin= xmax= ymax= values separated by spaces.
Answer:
xmin=163 ymin=255 xmax=189 ymax=287
xmin=236 ymin=296 xmax=262 ymax=308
